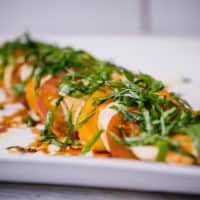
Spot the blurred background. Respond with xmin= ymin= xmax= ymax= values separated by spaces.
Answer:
xmin=0 ymin=0 xmax=200 ymax=37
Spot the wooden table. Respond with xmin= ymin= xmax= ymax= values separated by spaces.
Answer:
xmin=0 ymin=183 xmax=199 ymax=200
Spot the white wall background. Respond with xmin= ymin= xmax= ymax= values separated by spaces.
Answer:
xmin=151 ymin=0 xmax=200 ymax=36
xmin=0 ymin=0 xmax=200 ymax=36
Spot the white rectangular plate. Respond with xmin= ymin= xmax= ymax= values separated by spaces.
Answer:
xmin=1 ymin=154 xmax=200 ymax=194
xmin=0 ymin=35 xmax=200 ymax=194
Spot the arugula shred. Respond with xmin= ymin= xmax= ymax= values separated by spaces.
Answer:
xmin=156 ymin=141 xmax=168 ymax=161
xmin=41 ymin=97 xmax=63 ymax=146
xmin=75 ymin=109 xmax=96 ymax=130
xmin=61 ymin=101 xmax=74 ymax=149
xmin=81 ymin=129 xmax=104 ymax=155
xmin=110 ymin=104 xmax=140 ymax=122
xmin=143 ymin=109 xmax=153 ymax=135
xmin=23 ymin=116 xmax=37 ymax=127
xmin=11 ymin=83 xmax=25 ymax=96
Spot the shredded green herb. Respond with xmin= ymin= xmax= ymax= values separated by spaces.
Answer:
xmin=75 ymin=109 xmax=96 ymax=130
xmin=156 ymin=141 xmax=168 ymax=161
xmin=61 ymin=101 xmax=74 ymax=149
xmin=23 ymin=116 xmax=37 ymax=127
xmin=41 ymin=96 xmax=63 ymax=146
xmin=81 ymin=129 xmax=104 ymax=155
xmin=11 ymin=83 xmax=25 ymax=96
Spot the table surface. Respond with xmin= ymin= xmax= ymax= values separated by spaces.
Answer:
xmin=0 ymin=183 xmax=199 ymax=200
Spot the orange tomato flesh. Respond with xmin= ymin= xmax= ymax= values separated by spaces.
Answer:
xmin=25 ymin=79 xmax=39 ymax=114
xmin=172 ymin=134 xmax=194 ymax=154
xmin=106 ymin=113 xmax=136 ymax=159
xmin=166 ymin=151 xmax=194 ymax=165
xmin=3 ymin=64 xmax=22 ymax=96
xmin=37 ymin=74 xmax=61 ymax=121
xmin=165 ymin=134 xmax=194 ymax=165
xmin=37 ymin=74 xmax=67 ymax=137
xmin=78 ymin=86 xmax=112 ymax=151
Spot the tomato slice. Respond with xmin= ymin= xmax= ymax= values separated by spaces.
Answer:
xmin=37 ymin=74 xmax=61 ymax=118
xmin=165 ymin=134 xmax=194 ymax=165
xmin=37 ymin=73 xmax=67 ymax=137
xmin=78 ymin=86 xmax=112 ymax=151
xmin=3 ymin=64 xmax=22 ymax=96
xmin=97 ymin=102 xmax=138 ymax=158
xmin=166 ymin=151 xmax=194 ymax=165
xmin=105 ymin=113 xmax=136 ymax=158
xmin=3 ymin=49 xmax=29 ymax=97
xmin=25 ymin=79 xmax=39 ymax=114
xmin=37 ymin=73 xmax=85 ymax=138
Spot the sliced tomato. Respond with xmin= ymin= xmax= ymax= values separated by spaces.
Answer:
xmin=78 ymin=86 xmax=112 ymax=151
xmin=166 ymin=151 xmax=194 ymax=165
xmin=97 ymin=102 xmax=139 ymax=158
xmin=37 ymin=74 xmax=61 ymax=119
xmin=3 ymin=49 xmax=27 ymax=97
xmin=105 ymin=113 xmax=136 ymax=159
xmin=166 ymin=134 xmax=194 ymax=165
xmin=3 ymin=64 xmax=22 ymax=96
xmin=105 ymin=114 xmax=194 ymax=162
xmin=25 ymin=79 xmax=39 ymax=114
xmin=37 ymin=73 xmax=85 ymax=138
xmin=37 ymin=73 xmax=67 ymax=137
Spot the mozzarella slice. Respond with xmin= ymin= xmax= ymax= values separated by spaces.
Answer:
xmin=98 ymin=102 xmax=119 ymax=151
xmin=130 ymin=145 xmax=158 ymax=161
xmin=98 ymin=102 xmax=119 ymax=130
xmin=18 ymin=64 xmax=33 ymax=81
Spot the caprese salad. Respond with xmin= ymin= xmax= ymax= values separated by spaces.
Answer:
xmin=0 ymin=34 xmax=200 ymax=165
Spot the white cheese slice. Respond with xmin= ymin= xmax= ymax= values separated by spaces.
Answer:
xmin=18 ymin=64 xmax=33 ymax=81
xmin=130 ymin=145 xmax=158 ymax=161
xmin=98 ymin=102 xmax=119 ymax=151
xmin=98 ymin=102 xmax=119 ymax=130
